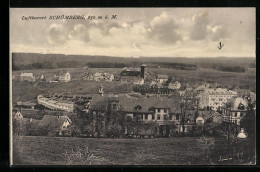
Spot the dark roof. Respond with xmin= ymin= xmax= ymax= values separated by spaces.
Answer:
xmin=38 ymin=115 xmax=71 ymax=130
xmin=88 ymin=94 xmax=181 ymax=113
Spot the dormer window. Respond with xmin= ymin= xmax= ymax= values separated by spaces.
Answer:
xmin=238 ymin=103 xmax=245 ymax=110
xmin=135 ymin=105 xmax=142 ymax=111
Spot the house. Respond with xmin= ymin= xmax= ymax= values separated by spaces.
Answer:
xmin=168 ymin=81 xmax=181 ymax=90
xmin=37 ymin=115 xmax=72 ymax=136
xmin=155 ymin=74 xmax=168 ymax=84
xmin=94 ymin=72 xmax=104 ymax=81
xmin=83 ymin=72 xmax=94 ymax=80
xmin=198 ymin=88 xmax=237 ymax=111
xmin=195 ymin=110 xmax=223 ymax=125
xmin=88 ymin=94 xmax=182 ymax=137
xmin=133 ymin=78 xmax=144 ymax=85
xmin=104 ymin=73 xmax=114 ymax=82
xmin=14 ymin=111 xmax=23 ymax=120
xmin=40 ymin=74 xmax=45 ymax=80
xmin=56 ymin=71 xmax=71 ymax=82
xmin=20 ymin=73 xmax=36 ymax=82
xmin=222 ymin=97 xmax=249 ymax=126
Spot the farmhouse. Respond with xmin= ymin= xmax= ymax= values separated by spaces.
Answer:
xmin=20 ymin=73 xmax=36 ymax=82
xmin=38 ymin=115 xmax=72 ymax=136
xmin=55 ymin=71 xmax=71 ymax=82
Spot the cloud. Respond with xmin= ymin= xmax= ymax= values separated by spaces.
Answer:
xmin=207 ymin=25 xmax=230 ymax=41
xmin=190 ymin=11 xmax=209 ymax=41
xmin=68 ymin=24 xmax=90 ymax=42
xmin=46 ymin=24 xmax=68 ymax=45
xmin=147 ymin=12 xmax=181 ymax=44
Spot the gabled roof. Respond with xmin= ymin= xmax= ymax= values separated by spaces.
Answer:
xmin=223 ymin=97 xmax=248 ymax=110
xmin=38 ymin=115 xmax=71 ymax=130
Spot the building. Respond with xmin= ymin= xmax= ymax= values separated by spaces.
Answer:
xmin=133 ymin=78 xmax=144 ymax=85
xmin=198 ymin=88 xmax=237 ymax=111
xmin=155 ymin=74 xmax=168 ymax=84
xmin=14 ymin=111 xmax=23 ymax=120
xmin=168 ymin=81 xmax=181 ymax=90
xmin=38 ymin=115 xmax=72 ymax=136
xmin=20 ymin=73 xmax=36 ymax=82
xmin=104 ymin=73 xmax=114 ymax=82
xmin=37 ymin=95 xmax=74 ymax=112
xmin=93 ymin=72 xmax=114 ymax=82
xmin=57 ymin=71 xmax=71 ymax=82
xmin=222 ymin=97 xmax=249 ymax=126
xmin=87 ymin=94 xmax=182 ymax=137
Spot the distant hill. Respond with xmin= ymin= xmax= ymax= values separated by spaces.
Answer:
xmin=12 ymin=53 xmax=255 ymax=72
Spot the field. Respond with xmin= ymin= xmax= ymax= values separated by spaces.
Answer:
xmin=11 ymin=67 xmax=256 ymax=103
xmin=12 ymin=136 xmax=255 ymax=165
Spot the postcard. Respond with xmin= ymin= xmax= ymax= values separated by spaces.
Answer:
xmin=10 ymin=8 xmax=256 ymax=165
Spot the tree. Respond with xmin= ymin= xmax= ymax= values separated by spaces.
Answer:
xmin=240 ymin=108 xmax=255 ymax=137
xmin=174 ymin=90 xmax=197 ymax=136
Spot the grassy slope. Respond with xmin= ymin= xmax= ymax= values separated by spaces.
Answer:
xmin=13 ymin=136 xmax=255 ymax=165
xmin=13 ymin=136 xmax=210 ymax=165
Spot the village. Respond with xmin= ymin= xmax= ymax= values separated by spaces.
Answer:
xmin=12 ymin=64 xmax=256 ymax=140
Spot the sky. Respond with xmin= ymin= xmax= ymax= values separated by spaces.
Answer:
xmin=10 ymin=8 xmax=255 ymax=58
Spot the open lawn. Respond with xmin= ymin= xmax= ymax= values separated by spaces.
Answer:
xmin=12 ymin=136 xmax=255 ymax=165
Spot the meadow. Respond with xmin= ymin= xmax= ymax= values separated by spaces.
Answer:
xmin=12 ymin=136 xmax=254 ymax=165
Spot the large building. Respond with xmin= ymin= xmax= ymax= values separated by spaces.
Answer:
xmin=198 ymin=88 xmax=237 ymax=111
xmin=37 ymin=95 xmax=74 ymax=112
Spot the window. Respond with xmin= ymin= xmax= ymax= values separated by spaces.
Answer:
xmin=157 ymin=114 xmax=160 ymax=120
xmin=152 ymin=114 xmax=155 ymax=120
xmin=164 ymin=109 xmax=167 ymax=113
xmin=164 ymin=114 xmax=167 ymax=120
xmin=235 ymin=112 xmax=237 ymax=117
xmin=158 ymin=109 xmax=161 ymax=113
xmin=176 ymin=114 xmax=179 ymax=120
xmin=145 ymin=114 xmax=148 ymax=120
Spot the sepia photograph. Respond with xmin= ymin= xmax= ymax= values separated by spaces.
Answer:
xmin=10 ymin=8 xmax=256 ymax=165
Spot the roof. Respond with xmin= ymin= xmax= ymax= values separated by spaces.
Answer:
xmin=223 ymin=97 xmax=248 ymax=110
xmin=157 ymin=74 xmax=168 ymax=79
xmin=55 ymin=70 xmax=69 ymax=77
xmin=20 ymin=73 xmax=34 ymax=77
xmin=206 ymin=88 xmax=237 ymax=95
xmin=38 ymin=115 xmax=72 ymax=130
xmin=88 ymin=94 xmax=181 ymax=113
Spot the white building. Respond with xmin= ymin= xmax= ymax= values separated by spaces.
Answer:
xmin=20 ymin=73 xmax=36 ymax=82
xmin=58 ymin=72 xmax=71 ymax=82
xmin=198 ymin=88 xmax=237 ymax=111
xmin=37 ymin=95 xmax=74 ymax=112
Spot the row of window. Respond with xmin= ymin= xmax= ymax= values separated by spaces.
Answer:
xmin=132 ymin=114 xmax=180 ymax=120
